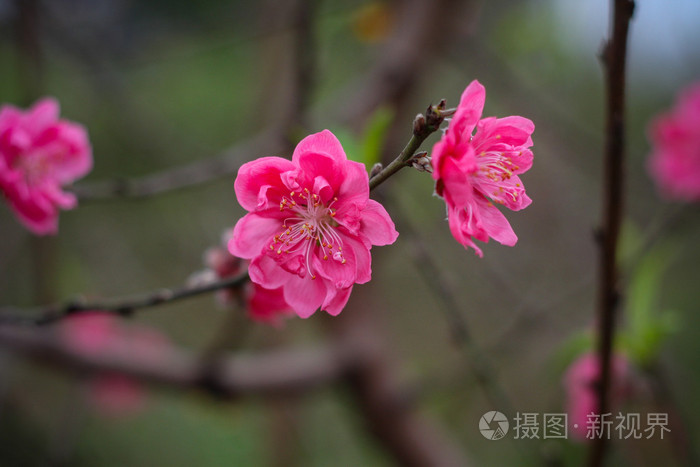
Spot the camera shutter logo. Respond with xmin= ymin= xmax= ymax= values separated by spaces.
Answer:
xmin=479 ymin=411 xmax=509 ymax=440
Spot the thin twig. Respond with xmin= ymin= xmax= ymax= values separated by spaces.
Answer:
xmin=369 ymin=105 xmax=451 ymax=191
xmin=72 ymin=130 xmax=284 ymax=201
xmin=386 ymin=195 xmax=516 ymax=418
xmin=0 ymin=272 xmax=249 ymax=326
xmin=590 ymin=1 xmax=635 ymax=466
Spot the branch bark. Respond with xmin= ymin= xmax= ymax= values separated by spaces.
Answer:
xmin=590 ymin=1 xmax=635 ymax=466
xmin=0 ymin=272 xmax=249 ymax=325
xmin=0 ymin=325 xmax=353 ymax=398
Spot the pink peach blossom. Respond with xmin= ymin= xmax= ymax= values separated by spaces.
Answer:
xmin=203 ymin=233 xmax=293 ymax=326
xmin=0 ymin=98 xmax=92 ymax=234
xmin=563 ymin=352 xmax=631 ymax=441
xmin=431 ymin=80 xmax=534 ymax=256
xmin=648 ymin=82 xmax=700 ymax=201
xmin=60 ymin=313 xmax=170 ymax=417
xmin=229 ymin=130 xmax=398 ymax=318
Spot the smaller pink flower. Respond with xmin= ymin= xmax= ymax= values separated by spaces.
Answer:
xmin=431 ymin=80 xmax=534 ymax=256
xmin=0 ymin=98 xmax=92 ymax=234
xmin=648 ymin=82 xmax=700 ymax=201
xmin=229 ymin=130 xmax=398 ymax=318
xmin=563 ymin=352 xmax=631 ymax=441
xmin=202 ymin=232 xmax=294 ymax=326
xmin=60 ymin=313 xmax=170 ymax=417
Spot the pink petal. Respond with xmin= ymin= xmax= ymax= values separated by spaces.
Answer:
xmin=438 ymin=154 xmax=474 ymax=207
xmin=234 ymin=156 xmax=296 ymax=212
xmin=359 ymin=199 xmax=398 ymax=246
xmin=336 ymin=159 xmax=369 ymax=207
xmin=322 ymin=286 xmax=353 ymax=316
xmin=292 ymin=131 xmax=351 ymax=193
xmin=342 ymin=233 xmax=372 ymax=284
xmin=283 ymin=274 xmax=328 ymax=318
xmin=313 ymin=243 xmax=356 ymax=289
xmin=291 ymin=129 xmax=347 ymax=166
xmin=27 ymin=98 xmax=60 ymax=135
xmin=229 ymin=211 xmax=283 ymax=259
xmin=294 ymin=151 xmax=343 ymax=194
xmin=10 ymin=194 xmax=59 ymax=235
xmin=447 ymin=204 xmax=484 ymax=257
xmin=473 ymin=116 xmax=535 ymax=149
xmin=448 ymin=80 xmax=485 ymax=144
xmin=36 ymin=123 xmax=92 ymax=184
xmin=474 ymin=196 xmax=518 ymax=246
xmin=249 ymin=254 xmax=294 ymax=289
xmin=247 ymin=284 xmax=292 ymax=324
xmin=472 ymin=174 xmax=531 ymax=211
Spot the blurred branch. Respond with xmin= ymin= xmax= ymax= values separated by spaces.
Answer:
xmin=15 ymin=0 xmax=43 ymax=105
xmin=72 ymin=130 xmax=286 ymax=201
xmin=339 ymin=0 xmax=468 ymax=129
xmin=0 ymin=325 xmax=353 ymax=398
xmin=325 ymin=309 xmax=471 ymax=467
xmin=386 ymin=195 xmax=516 ymax=417
xmin=590 ymin=1 xmax=635 ymax=466
xmin=0 ymin=272 xmax=249 ymax=326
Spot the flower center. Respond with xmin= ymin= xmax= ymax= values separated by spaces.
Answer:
xmin=476 ymin=150 xmax=522 ymax=204
xmin=269 ymin=187 xmax=346 ymax=279
xmin=13 ymin=152 xmax=50 ymax=186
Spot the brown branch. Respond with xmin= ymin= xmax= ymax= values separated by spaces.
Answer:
xmin=339 ymin=0 xmax=467 ymax=130
xmin=0 ymin=272 xmax=249 ymax=326
xmin=385 ymin=194 xmax=517 ymax=419
xmin=590 ymin=1 xmax=635 ymax=466
xmin=369 ymin=103 xmax=451 ymax=191
xmin=0 ymin=325 xmax=353 ymax=398
xmin=326 ymin=311 xmax=471 ymax=467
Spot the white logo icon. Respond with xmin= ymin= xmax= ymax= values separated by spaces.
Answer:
xmin=479 ymin=411 xmax=509 ymax=440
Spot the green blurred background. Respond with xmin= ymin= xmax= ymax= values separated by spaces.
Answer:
xmin=1 ymin=0 xmax=699 ymax=465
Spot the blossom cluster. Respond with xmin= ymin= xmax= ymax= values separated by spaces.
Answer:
xmin=431 ymin=80 xmax=535 ymax=257
xmin=647 ymin=81 xmax=700 ymax=202
xmin=60 ymin=312 xmax=171 ymax=416
xmin=229 ymin=130 xmax=399 ymax=318
xmin=0 ymin=98 xmax=91 ymax=234
xmin=563 ymin=352 xmax=633 ymax=441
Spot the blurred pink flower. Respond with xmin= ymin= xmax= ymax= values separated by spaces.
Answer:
xmin=203 ymin=233 xmax=293 ymax=326
xmin=563 ymin=352 xmax=631 ymax=441
xmin=229 ymin=130 xmax=398 ymax=318
xmin=87 ymin=374 xmax=145 ymax=418
xmin=0 ymin=98 xmax=92 ymax=234
xmin=60 ymin=313 xmax=170 ymax=417
xmin=431 ymin=80 xmax=534 ymax=256
xmin=648 ymin=82 xmax=700 ymax=201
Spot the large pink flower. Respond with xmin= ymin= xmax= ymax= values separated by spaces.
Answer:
xmin=0 ymin=98 xmax=92 ymax=234
xmin=431 ymin=80 xmax=534 ymax=256
xmin=648 ymin=82 xmax=700 ymax=201
xmin=229 ymin=130 xmax=398 ymax=318
xmin=563 ymin=352 xmax=631 ymax=441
